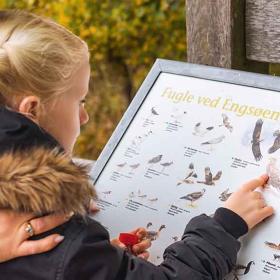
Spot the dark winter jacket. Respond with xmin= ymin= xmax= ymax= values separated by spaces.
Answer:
xmin=0 ymin=106 xmax=248 ymax=280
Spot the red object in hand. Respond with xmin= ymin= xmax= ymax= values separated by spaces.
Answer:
xmin=119 ymin=233 xmax=139 ymax=254
xmin=119 ymin=233 xmax=139 ymax=246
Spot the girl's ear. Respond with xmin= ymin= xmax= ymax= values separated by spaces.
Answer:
xmin=18 ymin=96 xmax=41 ymax=122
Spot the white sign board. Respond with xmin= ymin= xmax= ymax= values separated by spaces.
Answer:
xmin=90 ymin=59 xmax=280 ymax=279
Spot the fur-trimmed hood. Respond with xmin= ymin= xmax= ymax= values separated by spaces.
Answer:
xmin=0 ymin=106 xmax=95 ymax=215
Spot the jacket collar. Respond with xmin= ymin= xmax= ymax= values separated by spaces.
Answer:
xmin=0 ymin=106 xmax=94 ymax=215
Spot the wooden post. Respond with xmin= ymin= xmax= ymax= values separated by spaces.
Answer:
xmin=186 ymin=0 xmax=269 ymax=73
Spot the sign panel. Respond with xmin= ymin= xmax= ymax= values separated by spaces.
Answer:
xmin=90 ymin=59 xmax=280 ymax=279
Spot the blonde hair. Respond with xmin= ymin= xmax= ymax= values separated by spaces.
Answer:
xmin=0 ymin=10 xmax=88 ymax=106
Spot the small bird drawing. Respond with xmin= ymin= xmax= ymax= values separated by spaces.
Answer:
xmin=138 ymin=194 xmax=147 ymax=198
xmin=151 ymin=107 xmax=159 ymax=116
xmin=219 ymin=188 xmax=232 ymax=202
xmin=251 ymin=119 xmax=263 ymax=161
xmin=129 ymin=192 xmax=135 ymax=198
xmin=160 ymin=161 xmax=173 ymax=173
xmin=177 ymin=163 xmax=197 ymax=185
xmin=180 ymin=189 xmax=206 ymax=207
xmin=201 ymin=135 xmax=225 ymax=150
xmin=219 ymin=113 xmax=233 ymax=133
xmin=116 ymin=162 xmax=127 ymax=171
xmin=265 ymin=241 xmax=280 ymax=250
xmin=172 ymin=236 xmax=179 ymax=242
xmin=148 ymin=154 xmax=163 ymax=169
xmin=146 ymin=223 xmax=166 ymax=241
xmin=170 ymin=111 xmax=187 ymax=123
xmin=268 ymin=130 xmax=280 ymax=154
xmin=197 ymin=167 xmax=222 ymax=186
xmin=148 ymin=197 xmax=158 ymax=202
xmin=266 ymin=158 xmax=280 ymax=191
xmin=232 ymin=261 xmax=255 ymax=280
xmin=102 ymin=191 xmax=112 ymax=195
xmin=193 ymin=122 xmax=214 ymax=137
xmin=129 ymin=163 xmax=140 ymax=173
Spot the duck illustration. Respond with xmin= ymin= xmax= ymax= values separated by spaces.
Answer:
xmin=219 ymin=188 xmax=232 ymax=202
xmin=116 ymin=162 xmax=126 ymax=170
xmin=146 ymin=223 xmax=166 ymax=241
xmin=129 ymin=163 xmax=140 ymax=173
xmin=160 ymin=161 xmax=173 ymax=173
xmin=180 ymin=189 xmax=206 ymax=207
xmin=148 ymin=154 xmax=163 ymax=169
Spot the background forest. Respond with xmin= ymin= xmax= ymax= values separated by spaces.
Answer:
xmin=0 ymin=0 xmax=187 ymax=159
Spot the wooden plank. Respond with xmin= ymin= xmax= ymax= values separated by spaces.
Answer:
xmin=186 ymin=0 xmax=231 ymax=68
xmin=246 ymin=0 xmax=280 ymax=63
xmin=186 ymin=0 xmax=269 ymax=73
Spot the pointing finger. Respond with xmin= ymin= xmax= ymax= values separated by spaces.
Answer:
xmin=242 ymin=175 xmax=268 ymax=192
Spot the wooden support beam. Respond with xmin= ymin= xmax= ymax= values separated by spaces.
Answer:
xmin=186 ymin=0 xmax=269 ymax=74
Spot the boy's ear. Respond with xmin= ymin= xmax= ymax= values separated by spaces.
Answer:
xmin=18 ymin=96 xmax=41 ymax=122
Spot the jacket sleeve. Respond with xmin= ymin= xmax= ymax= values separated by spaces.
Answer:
xmin=62 ymin=213 xmax=241 ymax=280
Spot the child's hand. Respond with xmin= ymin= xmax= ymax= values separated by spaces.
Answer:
xmin=224 ymin=174 xmax=274 ymax=229
xmin=111 ymin=228 xmax=151 ymax=260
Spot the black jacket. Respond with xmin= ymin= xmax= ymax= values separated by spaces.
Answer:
xmin=0 ymin=106 xmax=248 ymax=279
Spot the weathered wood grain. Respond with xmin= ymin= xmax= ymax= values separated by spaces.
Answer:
xmin=246 ymin=0 xmax=280 ymax=63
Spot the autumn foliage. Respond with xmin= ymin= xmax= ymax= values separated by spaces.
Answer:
xmin=1 ymin=0 xmax=186 ymax=159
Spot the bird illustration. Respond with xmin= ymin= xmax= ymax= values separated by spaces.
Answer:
xmin=129 ymin=192 xmax=135 ymax=198
xmin=170 ymin=111 xmax=187 ymax=123
xmin=148 ymin=154 xmax=163 ymax=169
xmin=148 ymin=197 xmax=158 ymax=202
xmin=180 ymin=189 xmax=206 ymax=207
xmin=160 ymin=161 xmax=173 ymax=173
xmin=197 ymin=167 xmax=222 ymax=186
xmin=138 ymin=194 xmax=147 ymax=198
xmin=144 ymin=130 xmax=153 ymax=137
xmin=151 ymin=107 xmax=159 ymax=116
xmin=102 ymin=191 xmax=112 ymax=195
xmin=265 ymin=241 xmax=280 ymax=250
xmin=266 ymin=158 xmax=280 ymax=191
xmin=129 ymin=163 xmax=140 ymax=173
xmin=219 ymin=188 xmax=232 ymax=202
xmin=201 ymin=135 xmax=225 ymax=150
xmin=268 ymin=130 xmax=280 ymax=154
xmin=117 ymin=162 xmax=126 ymax=168
xmin=273 ymin=254 xmax=280 ymax=261
xmin=145 ymin=224 xmax=166 ymax=241
xmin=177 ymin=162 xmax=197 ymax=186
xmin=251 ymin=119 xmax=263 ymax=161
xmin=116 ymin=162 xmax=127 ymax=171
xmin=193 ymin=122 xmax=214 ymax=137
xmin=232 ymin=261 xmax=255 ymax=280
xmin=219 ymin=113 xmax=233 ymax=132
xmin=172 ymin=236 xmax=179 ymax=242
